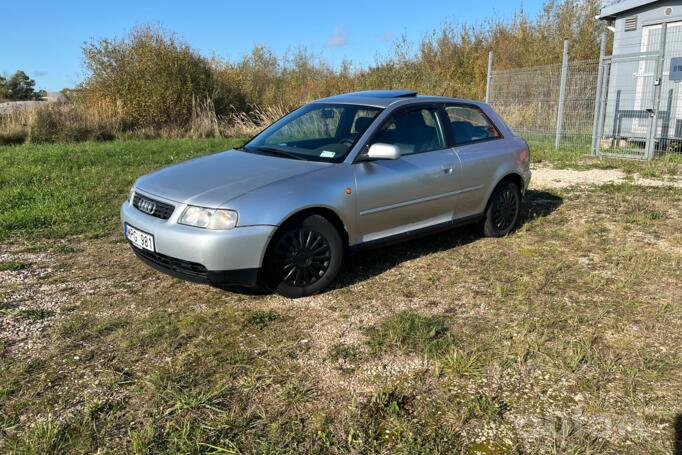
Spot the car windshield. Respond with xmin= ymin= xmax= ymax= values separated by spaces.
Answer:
xmin=243 ymin=103 xmax=382 ymax=162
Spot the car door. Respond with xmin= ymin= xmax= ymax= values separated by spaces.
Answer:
xmin=444 ymin=103 xmax=505 ymax=218
xmin=353 ymin=105 xmax=459 ymax=243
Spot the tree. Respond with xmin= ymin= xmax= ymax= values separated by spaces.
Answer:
xmin=5 ymin=71 xmax=37 ymax=100
xmin=0 ymin=75 xmax=6 ymax=99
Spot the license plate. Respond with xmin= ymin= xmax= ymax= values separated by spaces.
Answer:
xmin=125 ymin=224 xmax=155 ymax=252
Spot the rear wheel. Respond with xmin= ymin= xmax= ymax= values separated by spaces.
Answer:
xmin=482 ymin=180 xmax=521 ymax=237
xmin=263 ymin=214 xmax=343 ymax=298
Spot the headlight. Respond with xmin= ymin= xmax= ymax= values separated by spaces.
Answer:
xmin=179 ymin=206 xmax=238 ymax=230
xmin=128 ymin=186 xmax=135 ymax=204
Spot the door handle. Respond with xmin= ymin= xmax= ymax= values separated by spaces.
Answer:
xmin=442 ymin=163 xmax=455 ymax=174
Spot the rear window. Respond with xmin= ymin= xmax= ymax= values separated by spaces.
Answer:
xmin=445 ymin=105 xmax=500 ymax=145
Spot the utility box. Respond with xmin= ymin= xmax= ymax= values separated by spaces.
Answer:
xmin=598 ymin=0 xmax=682 ymax=157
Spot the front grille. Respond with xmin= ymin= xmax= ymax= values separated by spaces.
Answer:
xmin=131 ymin=245 xmax=208 ymax=279
xmin=133 ymin=193 xmax=175 ymax=220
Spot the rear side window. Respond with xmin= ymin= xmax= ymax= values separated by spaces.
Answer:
xmin=445 ymin=105 xmax=500 ymax=146
xmin=372 ymin=108 xmax=446 ymax=155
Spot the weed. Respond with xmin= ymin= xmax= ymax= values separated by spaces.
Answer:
xmin=247 ymin=310 xmax=278 ymax=329
xmin=2 ymin=308 xmax=55 ymax=321
xmin=438 ymin=347 xmax=481 ymax=377
xmin=60 ymin=314 xmax=127 ymax=341
xmin=464 ymin=394 xmax=504 ymax=419
xmin=14 ymin=417 xmax=67 ymax=454
xmin=0 ymin=261 xmax=29 ymax=271
xmin=328 ymin=343 xmax=360 ymax=363
xmin=366 ymin=311 xmax=454 ymax=358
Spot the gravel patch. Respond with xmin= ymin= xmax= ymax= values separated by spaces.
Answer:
xmin=531 ymin=164 xmax=682 ymax=189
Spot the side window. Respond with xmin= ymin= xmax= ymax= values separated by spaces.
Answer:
xmin=351 ymin=109 xmax=380 ymax=134
xmin=372 ymin=108 xmax=446 ymax=155
xmin=445 ymin=105 xmax=500 ymax=146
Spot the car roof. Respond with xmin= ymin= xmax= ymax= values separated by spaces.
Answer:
xmin=313 ymin=90 xmax=486 ymax=108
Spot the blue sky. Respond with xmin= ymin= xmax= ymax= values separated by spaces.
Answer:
xmin=1 ymin=0 xmax=546 ymax=91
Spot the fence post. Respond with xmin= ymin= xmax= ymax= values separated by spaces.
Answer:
xmin=485 ymin=51 xmax=493 ymax=103
xmin=645 ymin=22 xmax=667 ymax=160
xmin=555 ymin=39 xmax=569 ymax=150
xmin=591 ymin=32 xmax=607 ymax=156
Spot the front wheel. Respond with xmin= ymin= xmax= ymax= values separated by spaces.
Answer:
xmin=263 ymin=214 xmax=343 ymax=298
xmin=482 ymin=180 xmax=521 ymax=237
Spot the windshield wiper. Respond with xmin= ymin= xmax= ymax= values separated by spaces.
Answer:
xmin=254 ymin=146 xmax=305 ymax=160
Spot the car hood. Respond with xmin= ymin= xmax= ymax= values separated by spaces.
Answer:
xmin=135 ymin=149 xmax=331 ymax=207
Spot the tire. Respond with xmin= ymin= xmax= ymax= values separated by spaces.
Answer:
xmin=482 ymin=180 xmax=521 ymax=237
xmin=263 ymin=214 xmax=344 ymax=298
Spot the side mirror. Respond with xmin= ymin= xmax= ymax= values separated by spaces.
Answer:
xmin=366 ymin=143 xmax=400 ymax=160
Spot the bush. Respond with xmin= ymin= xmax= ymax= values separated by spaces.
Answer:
xmin=81 ymin=25 xmax=219 ymax=130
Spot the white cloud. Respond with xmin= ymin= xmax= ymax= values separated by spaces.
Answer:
xmin=326 ymin=26 xmax=348 ymax=48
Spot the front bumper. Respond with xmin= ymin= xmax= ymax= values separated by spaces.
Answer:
xmin=129 ymin=245 xmax=260 ymax=286
xmin=120 ymin=195 xmax=276 ymax=286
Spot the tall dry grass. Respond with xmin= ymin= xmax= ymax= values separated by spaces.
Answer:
xmin=0 ymin=99 xmax=288 ymax=144
xmin=0 ymin=102 xmax=123 ymax=145
xmin=187 ymin=98 xmax=287 ymax=138
xmin=221 ymin=105 xmax=289 ymax=137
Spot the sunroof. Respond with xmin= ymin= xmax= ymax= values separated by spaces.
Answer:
xmin=342 ymin=90 xmax=418 ymax=98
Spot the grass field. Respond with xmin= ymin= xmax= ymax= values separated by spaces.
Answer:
xmin=1 ymin=139 xmax=681 ymax=453
xmin=0 ymin=138 xmax=244 ymax=242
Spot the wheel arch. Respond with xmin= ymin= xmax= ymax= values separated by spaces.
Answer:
xmin=483 ymin=172 xmax=525 ymax=212
xmin=497 ymin=172 xmax=524 ymax=195
xmin=266 ymin=206 xmax=351 ymax=254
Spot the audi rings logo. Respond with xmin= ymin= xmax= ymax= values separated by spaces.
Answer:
xmin=138 ymin=199 xmax=157 ymax=215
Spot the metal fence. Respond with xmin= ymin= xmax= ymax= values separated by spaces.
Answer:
xmin=598 ymin=21 xmax=682 ymax=158
xmin=487 ymin=42 xmax=600 ymax=153
xmin=487 ymin=29 xmax=682 ymax=159
xmin=487 ymin=52 xmax=599 ymax=152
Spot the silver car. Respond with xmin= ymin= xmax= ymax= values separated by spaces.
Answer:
xmin=121 ymin=90 xmax=531 ymax=297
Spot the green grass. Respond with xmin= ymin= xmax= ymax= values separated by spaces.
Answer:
xmin=366 ymin=310 xmax=455 ymax=357
xmin=0 ymin=261 xmax=29 ymax=271
xmin=247 ymin=310 xmax=279 ymax=329
xmin=0 ymin=308 xmax=54 ymax=321
xmin=0 ymin=137 xmax=244 ymax=241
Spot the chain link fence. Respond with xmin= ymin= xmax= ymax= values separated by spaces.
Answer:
xmin=487 ymin=30 xmax=682 ymax=159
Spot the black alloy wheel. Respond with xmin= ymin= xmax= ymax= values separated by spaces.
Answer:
xmin=275 ymin=228 xmax=331 ymax=287
xmin=482 ymin=180 xmax=521 ymax=237
xmin=264 ymin=214 xmax=343 ymax=298
xmin=492 ymin=185 xmax=519 ymax=231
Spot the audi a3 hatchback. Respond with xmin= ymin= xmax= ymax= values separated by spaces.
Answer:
xmin=121 ymin=90 xmax=531 ymax=297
